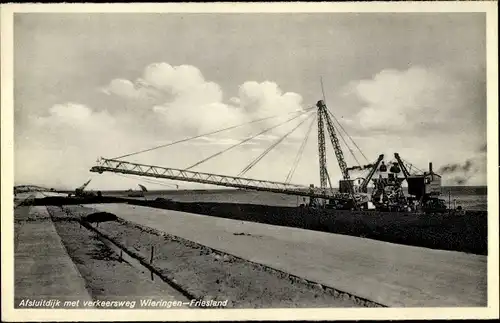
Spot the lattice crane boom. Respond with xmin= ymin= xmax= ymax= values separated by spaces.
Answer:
xmin=360 ymin=154 xmax=384 ymax=193
xmin=318 ymin=100 xmax=349 ymax=180
xmin=89 ymin=96 xmax=371 ymax=207
xmin=90 ymin=158 xmax=353 ymax=201
xmin=394 ymin=153 xmax=411 ymax=179
xmin=316 ymin=106 xmax=329 ymax=190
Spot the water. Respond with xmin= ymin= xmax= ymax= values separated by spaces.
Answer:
xmin=102 ymin=186 xmax=488 ymax=211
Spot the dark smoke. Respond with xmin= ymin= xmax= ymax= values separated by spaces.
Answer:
xmin=438 ymin=163 xmax=460 ymax=173
xmin=438 ymin=159 xmax=474 ymax=174
xmin=463 ymin=159 xmax=473 ymax=172
xmin=346 ymin=163 xmax=374 ymax=172
xmin=435 ymin=144 xmax=486 ymax=185
xmin=438 ymin=155 xmax=485 ymax=185
xmin=364 ymin=163 xmax=374 ymax=170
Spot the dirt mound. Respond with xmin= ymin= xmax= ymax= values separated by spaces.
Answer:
xmin=83 ymin=212 xmax=118 ymax=223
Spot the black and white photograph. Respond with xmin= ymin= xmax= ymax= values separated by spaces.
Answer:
xmin=1 ymin=2 xmax=498 ymax=321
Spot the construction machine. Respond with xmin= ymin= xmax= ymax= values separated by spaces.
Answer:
xmin=90 ymin=96 xmax=446 ymax=213
xmin=127 ymin=184 xmax=148 ymax=197
xmin=69 ymin=179 xmax=101 ymax=198
xmin=363 ymin=153 xmax=446 ymax=212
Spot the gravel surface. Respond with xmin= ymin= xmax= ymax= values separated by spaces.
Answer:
xmin=61 ymin=205 xmax=371 ymax=308
xmin=46 ymin=206 xmax=190 ymax=308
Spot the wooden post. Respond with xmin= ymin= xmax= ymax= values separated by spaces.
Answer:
xmin=149 ymin=246 xmax=155 ymax=280
xmin=448 ymin=191 xmax=451 ymax=214
xmin=150 ymin=246 xmax=155 ymax=281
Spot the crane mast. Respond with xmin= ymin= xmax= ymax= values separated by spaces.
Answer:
xmin=317 ymin=100 xmax=349 ymax=180
xmin=90 ymin=98 xmax=362 ymax=207
xmin=87 ymin=93 xmax=445 ymax=212
xmin=315 ymin=100 xmax=356 ymax=202
xmin=316 ymin=105 xmax=329 ymax=191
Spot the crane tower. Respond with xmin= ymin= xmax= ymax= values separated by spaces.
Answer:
xmin=315 ymin=100 xmax=355 ymax=205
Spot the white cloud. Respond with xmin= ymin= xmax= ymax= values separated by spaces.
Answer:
xmin=35 ymin=103 xmax=115 ymax=130
xmin=331 ymin=66 xmax=486 ymax=186
xmin=101 ymin=62 xmax=312 ymax=139
xmin=142 ymin=63 xmax=206 ymax=94
xmin=342 ymin=67 xmax=465 ymax=133
xmin=16 ymin=103 xmax=126 ymax=189
xmin=16 ymin=63 xmax=319 ymax=189
xmin=238 ymin=81 xmax=303 ymax=115
xmin=16 ymin=63 xmax=486 ymax=189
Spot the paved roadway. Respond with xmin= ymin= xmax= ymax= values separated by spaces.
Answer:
xmin=14 ymin=195 xmax=189 ymax=307
xmin=14 ymin=204 xmax=93 ymax=303
xmin=90 ymin=203 xmax=487 ymax=307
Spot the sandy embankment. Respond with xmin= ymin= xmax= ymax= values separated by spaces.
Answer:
xmin=15 ymin=202 xmax=189 ymax=309
xmin=63 ymin=205 xmax=374 ymax=308
xmin=46 ymin=206 xmax=189 ymax=307
xmin=14 ymin=204 xmax=92 ymax=306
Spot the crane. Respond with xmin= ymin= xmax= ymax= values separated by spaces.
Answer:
xmin=75 ymin=179 xmax=92 ymax=195
xmin=359 ymin=154 xmax=384 ymax=193
xmin=90 ymin=97 xmax=369 ymax=207
xmin=91 ymin=158 xmax=353 ymax=201
xmin=394 ymin=153 xmax=411 ymax=180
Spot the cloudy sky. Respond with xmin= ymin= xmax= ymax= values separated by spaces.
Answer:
xmin=14 ymin=12 xmax=487 ymax=190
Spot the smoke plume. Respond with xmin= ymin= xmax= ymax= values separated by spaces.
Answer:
xmin=438 ymin=159 xmax=474 ymax=174
xmin=346 ymin=163 xmax=375 ymax=172
xmin=437 ymin=144 xmax=486 ymax=185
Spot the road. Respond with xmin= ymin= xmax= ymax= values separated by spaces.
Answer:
xmin=14 ymin=193 xmax=189 ymax=307
xmin=14 ymin=205 xmax=93 ymax=303
xmin=89 ymin=203 xmax=487 ymax=307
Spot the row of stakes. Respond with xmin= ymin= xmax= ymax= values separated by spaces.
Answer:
xmin=83 ymin=218 xmax=157 ymax=282
xmin=116 ymin=233 xmax=156 ymax=281
xmin=61 ymin=206 xmax=158 ymax=282
xmin=61 ymin=206 xmax=155 ymax=280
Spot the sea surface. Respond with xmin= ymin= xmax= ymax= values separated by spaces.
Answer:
xmin=104 ymin=186 xmax=488 ymax=211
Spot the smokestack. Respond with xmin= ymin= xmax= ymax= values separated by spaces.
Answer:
xmin=429 ymin=162 xmax=433 ymax=173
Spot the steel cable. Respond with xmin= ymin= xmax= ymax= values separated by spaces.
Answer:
xmin=332 ymin=121 xmax=362 ymax=167
xmin=239 ymin=113 xmax=315 ymax=177
xmin=112 ymin=107 xmax=315 ymax=160
xmin=326 ymin=108 xmax=369 ymax=164
xmin=285 ymin=114 xmax=317 ymax=183
xmin=185 ymin=109 xmax=315 ymax=170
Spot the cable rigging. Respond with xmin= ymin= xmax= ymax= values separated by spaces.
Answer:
xmin=332 ymin=120 xmax=362 ymax=167
xmin=326 ymin=108 xmax=369 ymax=164
xmin=185 ymin=109 xmax=315 ymax=171
xmin=285 ymin=115 xmax=316 ymax=183
xmin=92 ymin=82 xmax=374 ymax=207
xmin=399 ymin=157 xmax=425 ymax=174
xmin=112 ymin=107 xmax=315 ymax=160
xmin=238 ymin=112 xmax=316 ymax=177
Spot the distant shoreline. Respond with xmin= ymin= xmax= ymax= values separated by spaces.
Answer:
xmin=15 ymin=185 xmax=488 ymax=196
